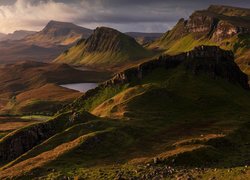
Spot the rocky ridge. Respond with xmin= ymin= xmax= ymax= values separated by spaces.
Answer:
xmin=159 ymin=5 xmax=250 ymax=43
xmin=104 ymin=46 xmax=249 ymax=89
xmin=60 ymin=45 xmax=249 ymax=115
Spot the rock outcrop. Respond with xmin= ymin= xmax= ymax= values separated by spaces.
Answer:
xmin=104 ymin=46 xmax=249 ymax=89
xmin=161 ymin=5 xmax=250 ymax=42
xmin=151 ymin=5 xmax=250 ymax=73
xmin=59 ymin=46 xmax=249 ymax=117
xmin=0 ymin=112 xmax=94 ymax=164
xmin=0 ymin=120 xmax=56 ymax=163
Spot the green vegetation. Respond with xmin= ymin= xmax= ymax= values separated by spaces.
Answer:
xmin=20 ymin=115 xmax=52 ymax=121
xmin=148 ymin=5 xmax=250 ymax=75
xmin=1 ymin=63 xmax=250 ymax=179
xmin=69 ymin=84 xmax=129 ymax=112
xmin=2 ymin=5 xmax=250 ymax=179
xmin=54 ymin=27 xmax=156 ymax=68
xmin=149 ymin=32 xmax=250 ymax=77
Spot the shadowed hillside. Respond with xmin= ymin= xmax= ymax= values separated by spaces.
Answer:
xmin=1 ymin=46 xmax=249 ymax=179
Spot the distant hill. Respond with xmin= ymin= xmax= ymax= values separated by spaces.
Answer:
xmin=0 ymin=41 xmax=67 ymax=63
xmin=0 ymin=30 xmax=36 ymax=41
xmin=54 ymin=27 xmax=155 ymax=69
xmin=0 ymin=33 xmax=6 ymax=40
xmin=0 ymin=61 xmax=110 ymax=114
xmin=149 ymin=5 xmax=250 ymax=75
xmin=24 ymin=20 xmax=93 ymax=46
xmin=125 ymin=32 xmax=163 ymax=45
xmin=0 ymin=21 xmax=93 ymax=63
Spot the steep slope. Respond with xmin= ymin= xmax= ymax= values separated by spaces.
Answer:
xmin=149 ymin=5 xmax=250 ymax=75
xmin=24 ymin=21 xmax=93 ymax=46
xmin=54 ymin=27 xmax=155 ymax=69
xmin=1 ymin=46 xmax=249 ymax=179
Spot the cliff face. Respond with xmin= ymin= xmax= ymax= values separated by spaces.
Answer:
xmin=164 ymin=5 xmax=250 ymax=42
xmin=0 ymin=112 xmax=94 ymax=164
xmin=58 ymin=46 xmax=249 ymax=116
xmin=150 ymin=5 xmax=250 ymax=74
xmin=104 ymin=46 xmax=249 ymax=89
xmin=0 ymin=120 xmax=56 ymax=163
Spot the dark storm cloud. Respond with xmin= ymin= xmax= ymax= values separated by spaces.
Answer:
xmin=54 ymin=0 xmax=250 ymax=25
xmin=0 ymin=0 xmax=249 ymax=33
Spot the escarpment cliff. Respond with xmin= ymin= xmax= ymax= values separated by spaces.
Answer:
xmin=104 ymin=46 xmax=249 ymax=89
xmin=157 ymin=5 xmax=250 ymax=45
xmin=0 ymin=120 xmax=57 ymax=163
xmin=60 ymin=45 xmax=249 ymax=115
xmin=149 ymin=5 xmax=250 ymax=73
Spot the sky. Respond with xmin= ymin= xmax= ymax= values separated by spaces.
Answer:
xmin=0 ymin=0 xmax=249 ymax=34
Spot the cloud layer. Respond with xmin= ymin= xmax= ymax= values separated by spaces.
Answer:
xmin=0 ymin=0 xmax=249 ymax=33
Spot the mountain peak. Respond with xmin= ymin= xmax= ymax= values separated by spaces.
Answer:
xmin=45 ymin=20 xmax=77 ymax=29
xmin=84 ymin=26 xmax=135 ymax=53
xmin=24 ymin=20 xmax=93 ymax=46
xmin=94 ymin=26 xmax=121 ymax=34
xmin=54 ymin=26 xmax=153 ymax=68
xmin=41 ymin=20 xmax=93 ymax=38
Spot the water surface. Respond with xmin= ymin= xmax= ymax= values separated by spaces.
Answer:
xmin=60 ymin=83 xmax=98 ymax=92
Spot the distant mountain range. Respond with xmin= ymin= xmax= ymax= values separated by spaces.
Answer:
xmin=0 ymin=30 xmax=36 ymax=41
xmin=24 ymin=20 xmax=93 ymax=47
xmin=0 ymin=21 xmax=161 ymax=65
xmin=0 ymin=21 xmax=93 ymax=63
xmin=125 ymin=32 xmax=162 ymax=45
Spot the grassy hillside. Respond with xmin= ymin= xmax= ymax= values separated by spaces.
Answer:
xmin=148 ymin=5 xmax=250 ymax=75
xmin=2 ymin=84 xmax=82 ymax=115
xmin=1 ymin=49 xmax=250 ymax=179
xmin=54 ymin=27 xmax=156 ymax=70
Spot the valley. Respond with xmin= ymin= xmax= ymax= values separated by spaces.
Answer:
xmin=0 ymin=61 xmax=111 ymax=115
